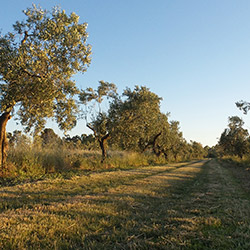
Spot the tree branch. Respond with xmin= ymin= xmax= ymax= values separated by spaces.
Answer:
xmin=21 ymin=31 xmax=29 ymax=45
xmin=101 ymin=133 xmax=110 ymax=142
xmin=86 ymin=123 xmax=97 ymax=138
xmin=21 ymin=68 xmax=43 ymax=79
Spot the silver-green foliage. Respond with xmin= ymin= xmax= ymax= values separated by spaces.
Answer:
xmin=79 ymin=80 xmax=117 ymax=140
xmin=219 ymin=116 xmax=249 ymax=158
xmin=0 ymin=5 xmax=91 ymax=133
xmin=109 ymin=86 xmax=164 ymax=151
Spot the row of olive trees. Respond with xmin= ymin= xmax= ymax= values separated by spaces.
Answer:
xmin=7 ymin=80 xmax=206 ymax=163
xmin=0 ymin=5 xmax=206 ymax=173
xmin=79 ymin=81 xmax=206 ymax=162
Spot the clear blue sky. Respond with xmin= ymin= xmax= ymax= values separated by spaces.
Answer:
xmin=1 ymin=0 xmax=250 ymax=146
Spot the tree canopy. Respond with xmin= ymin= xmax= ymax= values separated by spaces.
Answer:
xmin=0 ymin=5 xmax=91 ymax=133
xmin=109 ymin=86 xmax=163 ymax=151
xmin=219 ymin=116 xmax=249 ymax=158
xmin=79 ymin=81 xmax=117 ymax=161
xmin=236 ymin=101 xmax=250 ymax=115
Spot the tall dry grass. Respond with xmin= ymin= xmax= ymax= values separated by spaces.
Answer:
xmin=1 ymin=138 xmax=205 ymax=186
xmin=2 ymin=144 xmax=169 ymax=185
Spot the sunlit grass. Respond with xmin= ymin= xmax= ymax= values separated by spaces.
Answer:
xmin=1 ymin=159 xmax=250 ymax=249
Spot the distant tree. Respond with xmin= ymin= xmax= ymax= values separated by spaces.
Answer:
xmin=0 ymin=5 xmax=91 ymax=170
xmin=63 ymin=133 xmax=97 ymax=149
xmin=68 ymin=135 xmax=83 ymax=148
xmin=177 ymin=140 xmax=191 ymax=161
xmin=71 ymin=135 xmax=82 ymax=145
xmin=219 ymin=116 xmax=249 ymax=158
xmin=40 ymin=128 xmax=61 ymax=146
xmin=204 ymin=145 xmax=210 ymax=158
xmin=7 ymin=130 xmax=31 ymax=148
xmin=206 ymin=145 xmax=219 ymax=158
xmin=81 ymin=134 xmax=97 ymax=149
xmin=63 ymin=134 xmax=80 ymax=149
xmin=190 ymin=141 xmax=205 ymax=159
xmin=168 ymin=121 xmax=185 ymax=161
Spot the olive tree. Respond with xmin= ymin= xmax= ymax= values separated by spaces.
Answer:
xmin=219 ymin=116 xmax=249 ymax=158
xmin=108 ymin=86 xmax=164 ymax=152
xmin=40 ymin=128 xmax=61 ymax=147
xmin=79 ymin=81 xmax=117 ymax=162
xmin=0 ymin=5 xmax=91 ymax=171
xmin=166 ymin=121 xmax=184 ymax=161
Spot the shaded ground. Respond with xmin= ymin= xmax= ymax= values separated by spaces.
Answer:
xmin=0 ymin=159 xmax=250 ymax=249
xmin=219 ymin=158 xmax=250 ymax=195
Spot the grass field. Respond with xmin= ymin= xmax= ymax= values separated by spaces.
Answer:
xmin=1 ymin=159 xmax=250 ymax=249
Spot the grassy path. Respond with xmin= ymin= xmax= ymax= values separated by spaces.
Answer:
xmin=0 ymin=159 xmax=250 ymax=249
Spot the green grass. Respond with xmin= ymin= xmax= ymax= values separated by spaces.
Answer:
xmin=1 ymin=159 xmax=250 ymax=249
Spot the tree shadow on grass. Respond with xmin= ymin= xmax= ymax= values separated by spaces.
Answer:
xmin=0 ymin=160 xmax=216 ymax=249
xmin=0 ymin=161 xmax=206 ymax=211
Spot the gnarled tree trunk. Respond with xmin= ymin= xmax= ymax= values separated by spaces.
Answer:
xmin=0 ymin=112 xmax=11 ymax=174
xmin=152 ymin=132 xmax=162 ymax=155
xmin=87 ymin=124 xmax=110 ymax=163
xmin=99 ymin=133 xmax=110 ymax=163
xmin=140 ymin=132 xmax=162 ymax=153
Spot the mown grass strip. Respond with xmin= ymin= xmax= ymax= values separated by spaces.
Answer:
xmin=1 ymin=159 xmax=250 ymax=249
xmin=0 ymin=161 xmax=194 ymax=213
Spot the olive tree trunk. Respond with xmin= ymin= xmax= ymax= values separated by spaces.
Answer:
xmin=140 ymin=132 xmax=162 ymax=153
xmin=0 ymin=112 xmax=11 ymax=174
xmin=86 ymin=124 xmax=110 ymax=163
xmin=99 ymin=133 xmax=110 ymax=163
